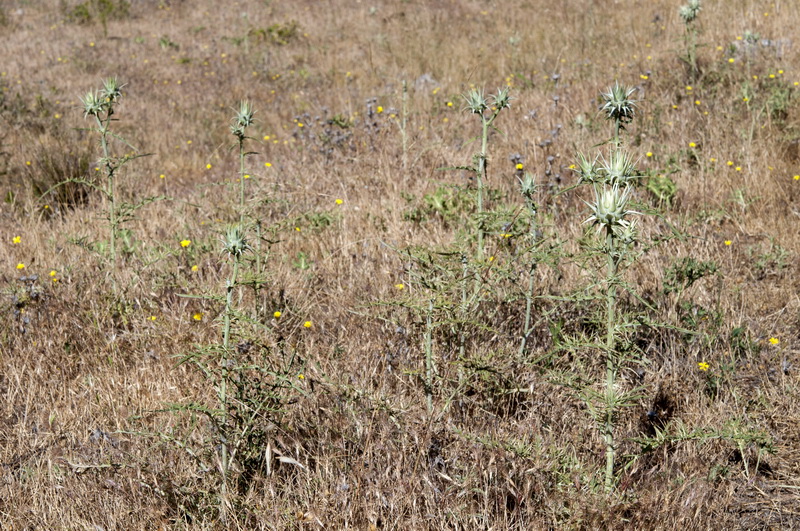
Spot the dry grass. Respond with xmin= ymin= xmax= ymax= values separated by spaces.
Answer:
xmin=1 ymin=0 xmax=800 ymax=528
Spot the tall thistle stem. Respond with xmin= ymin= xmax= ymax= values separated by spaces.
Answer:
xmin=603 ymin=231 xmax=619 ymax=491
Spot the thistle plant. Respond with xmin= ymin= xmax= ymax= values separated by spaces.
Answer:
xmin=462 ymin=86 xmax=511 ymax=260
xmin=574 ymin=82 xmax=643 ymax=491
xmin=79 ymin=77 xmax=151 ymax=294
xmin=679 ymin=0 xmax=702 ymax=80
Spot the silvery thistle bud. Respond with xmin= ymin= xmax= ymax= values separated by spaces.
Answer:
xmin=80 ymin=90 xmax=104 ymax=117
xmin=600 ymin=82 xmax=637 ymax=124
xmin=492 ymin=87 xmax=512 ymax=110
xmin=463 ymin=88 xmax=488 ymax=114
xmin=575 ymin=151 xmax=600 ymax=184
xmin=221 ymin=225 xmax=251 ymax=258
xmin=679 ymin=0 xmax=701 ymax=23
xmin=100 ymin=77 xmax=123 ymax=104
xmin=585 ymin=183 xmax=635 ymax=232
xmin=600 ymin=149 xmax=637 ymax=185
xmin=234 ymin=100 xmax=255 ymax=129
xmin=519 ymin=172 xmax=536 ymax=200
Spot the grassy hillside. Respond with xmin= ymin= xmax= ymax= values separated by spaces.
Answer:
xmin=1 ymin=0 xmax=799 ymax=528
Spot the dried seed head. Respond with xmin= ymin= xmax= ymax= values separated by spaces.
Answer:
xmin=600 ymin=82 xmax=637 ymax=124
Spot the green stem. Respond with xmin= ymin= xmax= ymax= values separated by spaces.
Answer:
xmin=220 ymin=252 xmax=240 ymax=514
xmin=425 ymin=298 xmax=434 ymax=413
xmin=96 ymin=113 xmax=117 ymax=295
xmin=476 ymin=118 xmax=489 ymax=260
xmin=604 ymin=231 xmax=619 ymax=491
xmin=238 ymin=138 xmax=246 ymax=224
xmin=520 ymin=211 xmax=537 ymax=355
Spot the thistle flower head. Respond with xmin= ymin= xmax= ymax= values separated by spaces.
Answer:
xmin=575 ymin=151 xmax=600 ymax=184
xmin=492 ymin=86 xmax=512 ymax=110
xmin=234 ymin=100 xmax=255 ymax=129
xmin=221 ymin=225 xmax=251 ymax=258
xmin=231 ymin=100 xmax=255 ymax=139
xmin=584 ymin=183 xmax=635 ymax=231
xmin=80 ymin=90 xmax=103 ymax=117
xmin=463 ymin=88 xmax=488 ymax=114
xmin=679 ymin=0 xmax=701 ymax=24
xmin=519 ymin=172 xmax=537 ymax=199
xmin=600 ymin=82 xmax=637 ymax=124
xmin=599 ymin=149 xmax=638 ymax=185
xmin=100 ymin=77 xmax=123 ymax=104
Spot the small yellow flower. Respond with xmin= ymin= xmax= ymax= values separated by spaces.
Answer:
xmin=303 ymin=321 xmax=312 ymax=328
xmin=193 ymin=313 xmax=203 ymax=321
xmin=49 ymin=270 xmax=57 ymax=277
xmin=191 ymin=265 xmax=198 ymax=272
xmin=265 ymin=162 xmax=272 ymax=167
xmin=160 ymin=174 xmax=166 ymax=179
xmin=515 ymin=163 xmax=524 ymax=170
xmin=698 ymin=361 xmax=710 ymax=371
xmin=297 ymin=122 xmax=304 ymax=128
xmin=794 ymin=175 xmax=800 ymax=181
xmin=376 ymin=106 xmax=384 ymax=113
xmin=295 ymin=227 xmax=301 ymax=232
xmin=735 ymin=166 xmax=742 ymax=172
xmin=16 ymin=263 xmax=24 ymax=270
xmin=335 ymin=198 xmax=343 ymax=205
xmin=709 ymin=158 xmax=717 ymax=163
xmin=394 ymin=283 xmax=404 ymax=290
xmin=728 ymin=58 xmax=735 ymax=64
xmin=488 ymin=256 xmax=495 ymax=262
xmin=243 ymin=174 xmax=250 ymax=179
xmin=298 ymin=373 xmax=305 ymax=380
xmin=150 ymin=316 xmax=157 ymax=321
xmin=689 ymin=142 xmax=696 ymax=148
xmin=727 ymin=161 xmax=734 ymax=166
xmin=206 ymin=163 xmax=212 ymax=169
xmin=446 ymin=101 xmax=453 ymax=107
xmin=769 ymin=337 xmax=780 ymax=345
xmin=694 ymin=100 xmax=701 ymax=105
xmin=686 ymin=85 xmax=693 ymax=91
xmin=12 ymin=236 xmax=21 ymax=244
xmin=502 ymin=233 xmax=511 ymax=239
xmin=646 ymin=152 xmax=653 ymax=158
xmin=724 ymin=240 xmax=732 ymax=246
xmin=180 ymin=239 xmax=192 ymax=248
xmin=273 ymin=311 xmax=282 ymax=319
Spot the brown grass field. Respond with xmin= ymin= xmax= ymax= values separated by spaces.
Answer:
xmin=1 ymin=0 xmax=800 ymax=528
